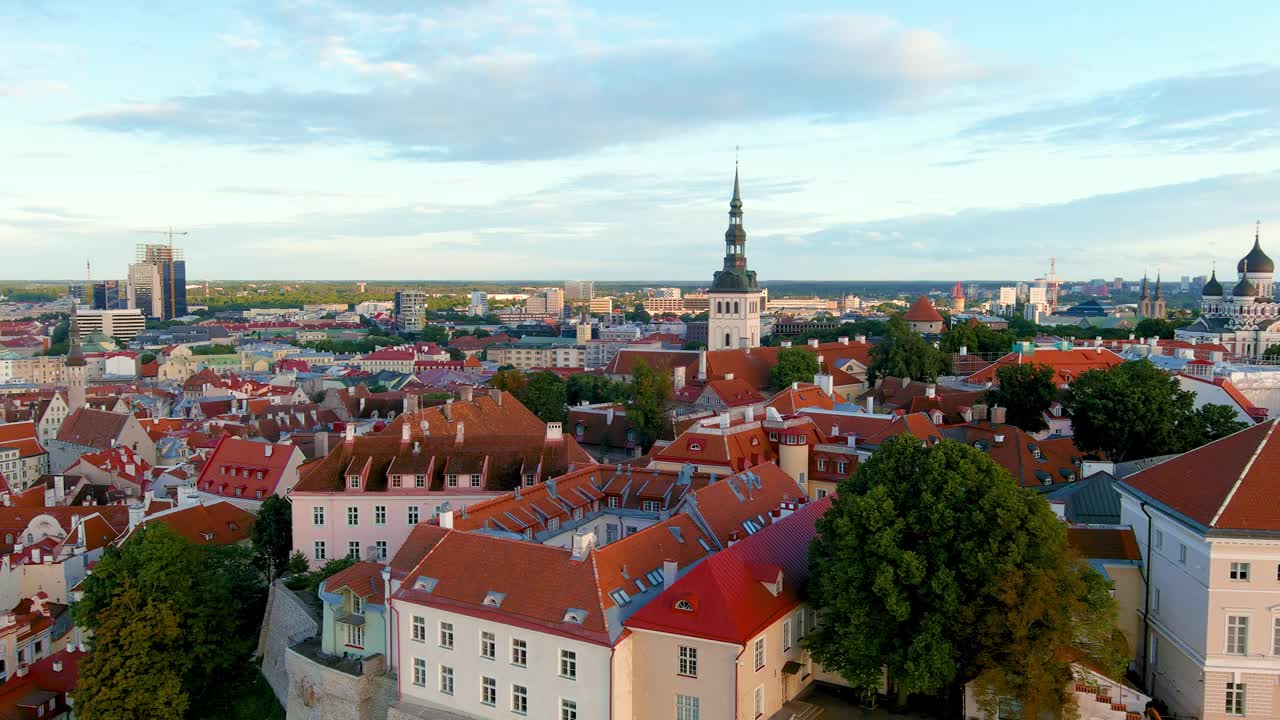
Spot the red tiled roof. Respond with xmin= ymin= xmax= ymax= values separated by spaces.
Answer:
xmin=964 ymin=349 xmax=1124 ymax=387
xmin=604 ymin=350 xmax=700 ymax=377
xmin=653 ymin=419 xmax=775 ymax=472
xmin=0 ymin=422 xmax=45 ymax=459
xmin=767 ymin=384 xmax=835 ymax=416
xmin=904 ymin=295 xmax=943 ymax=322
xmin=135 ymin=501 xmax=255 ymax=545
xmin=54 ymin=408 xmax=130 ymax=450
xmin=1067 ymin=527 xmax=1141 ymax=561
xmin=1121 ymin=420 xmax=1280 ymax=531
xmin=323 ymin=561 xmax=386 ymax=604
xmin=861 ymin=412 xmax=945 ymax=447
xmin=686 ymin=463 xmax=806 ymax=546
xmin=942 ymin=423 xmax=1084 ymax=489
xmin=194 ymin=436 xmax=299 ymax=500
xmin=626 ymin=496 xmax=831 ymax=644
xmin=704 ymin=378 xmax=765 ymax=407
xmin=0 ymin=647 xmax=81 ymax=719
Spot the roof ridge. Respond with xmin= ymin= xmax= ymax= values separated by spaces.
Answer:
xmin=1210 ymin=420 xmax=1277 ymax=527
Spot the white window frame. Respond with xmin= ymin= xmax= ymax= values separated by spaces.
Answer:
xmin=412 ymin=657 xmax=426 ymax=687
xmin=1230 ymin=561 xmax=1250 ymax=581
xmin=1226 ymin=615 xmax=1249 ymax=655
xmin=438 ymin=665 xmax=453 ymax=695
xmin=481 ymin=675 xmax=496 ymax=706
xmin=480 ymin=630 xmax=496 ymax=659
xmin=783 ymin=618 xmax=792 ymax=651
xmin=678 ymin=645 xmax=697 ymax=677
xmin=559 ymin=649 xmax=576 ymax=679
xmin=511 ymin=684 xmax=528 ymax=715
xmin=347 ymin=506 xmax=359 ymax=526
xmin=312 ymin=506 xmax=325 ymax=526
xmin=408 ymin=505 xmax=420 ymax=525
xmin=676 ymin=695 xmax=700 ymax=720
xmin=439 ymin=621 xmax=454 ymax=649
xmin=511 ymin=638 xmax=527 ymax=667
xmin=313 ymin=540 xmax=326 ymax=560
xmin=1225 ymin=681 xmax=1246 ymax=716
xmin=411 ymin=616 xmax=426 ymax=643
xmin=374 ymin=505 xmax=386 ymax=525
xmin=753 ymin=637 xmax=765 ymax=670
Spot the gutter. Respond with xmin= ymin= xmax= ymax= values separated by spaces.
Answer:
xmin=1139 ymin=501 xmax=1153 ymax=692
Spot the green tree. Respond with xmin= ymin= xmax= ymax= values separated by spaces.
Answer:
xmin=74 ymin=524 xmax=266 ymax=719
xmin=1066 ymin=359 xmax=1203 ymax=461
xmin=251 ymin=495 xmax=293 ymax=582
xmin=625 ymin=360 xmax=671 ymax=450
xmin=940 ymin=322 xmax=1017 ymax=355
xmin=285 ymin=550 xmax=310 ymax=577
xmin=985 ymin=363 xmax=1058 ymax=432
xmin=447 ymin=347 xmax=466 ymax=361
xmin=473 ymin=328 xmax=491 ymax=339
xmin=367 ymin=383 xmax=389 ymax=394
xmin=514 ymin=371 xmax=567 ymax=422
xmin=868 ymin=317 xmax=947 ymax=381
xmin=806 ymin=436 xmax=1123 ymax=712
xmin=565 ymin=374 xmax=630 ymax=407
xmin=769 ymin=347 xmax=820 ymax=391
xmin=1266 ymin=343 xmax=1280 ymax=358
xmin=1195 ymin=403 xmax=1250 ymax=442
xmin=421 ymin=325 xmax=449 ymax=344
xmin=491 ymin=368 xmax=526 ymax=394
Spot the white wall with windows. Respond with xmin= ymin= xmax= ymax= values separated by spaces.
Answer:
xmin=392 ymin=599 xmax=614 ymax=719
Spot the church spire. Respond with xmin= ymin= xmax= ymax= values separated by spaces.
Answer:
xmin=1155 ymin=272 xmax=1163 ymax=299
xmin=710 ymin=162 xmax=757 ymax=293
xmin=1140 ymin=273 xmax=1149 ymax=300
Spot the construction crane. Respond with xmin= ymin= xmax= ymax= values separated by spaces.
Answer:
xmin=1045 ymin=257 xmax=1062 ymax=313
xmin=138 ymin=227 xmax=189 ymax=319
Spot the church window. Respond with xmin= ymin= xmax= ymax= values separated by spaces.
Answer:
xmin=734 ymin=301 xmax=740 ymax=314
xmin=724 ymin=333 xmax=731 ymax=348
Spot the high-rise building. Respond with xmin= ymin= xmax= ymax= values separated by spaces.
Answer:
xmin=134 ymin=244 xmax=187 ymax=319
xmin=468 ymin=291 xmax=489 ymax=317
xmin=395 ymin=290 xmax=428 ymax=334
xmin=707 ymin=168 xmax=763 ymax=351
xmin=526 ymin=288 xmax=565 ymax=317
xmin=127 ymin=262 xmax=163 ymax=317
xmin=564 ymin=280 xmax=594 ymax=301
xmin=650 ymin=287 xmax=682 ymax=299
xmin=74 ymin=307 xmax=146 ymax=342
xmin=92 ymin=281 xmax=125 ymax=310
xmin=588 ymin=297 xmax=613 ymax=315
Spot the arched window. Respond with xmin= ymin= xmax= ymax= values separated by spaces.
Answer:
xmin=734 ymin=301 xmax=740 ymax=314
xmin=724 ymin=333 xmax=732 ymax=348
xmin=716 ymin=301 xmax=722 ymax=314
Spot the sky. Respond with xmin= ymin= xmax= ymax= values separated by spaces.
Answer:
xmin=4 ymin=2 xmax=1280 ymax=282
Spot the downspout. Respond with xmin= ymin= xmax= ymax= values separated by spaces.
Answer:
xmin=1139 ymin=501 xmax=1154 ymax=692
xmin=389 ymin=600 xmax=402 ymax=701
xmin=609 ymin=644 xmax=615 ymax=720
xmin=734 ymin=644 xmax=747 ymax=719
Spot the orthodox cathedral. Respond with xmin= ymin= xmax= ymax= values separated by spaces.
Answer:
xmin=1177 ymin=225 xmax=1280 ymax=358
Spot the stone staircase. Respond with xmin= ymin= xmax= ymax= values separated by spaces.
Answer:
xmin=1073 ymin=681 xmax=1143 ymax=720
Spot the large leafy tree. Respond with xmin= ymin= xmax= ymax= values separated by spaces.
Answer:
xmin=1067 ymin=359 xmax=1235 ymax=461
xmin=420 ymin=325 xmax=450 ymax=344
xmin=806 ymin=436 xmax=1123 ymax=712
xmin=769 ymin=347 xmax=820 ymax=391
xmin=251 ymin=495 xmax=293 ymax=582
xmin=565 ymin=373 xmax=630 ymax=407
xmin=939 ymin=321 xmax=1017 ymax=355
xmin=625 ymin=360 xmax=672 ymax=450
xmin=985 ymin=363 xmax=1058 ymax=432
xmin=868 ymin=317 xmax=948 ymax=382
xmin=1196 ymin=403 xmax=1251 ymax=442
xmin=74 ymin=524 xmax=267 ymax=720
xmin=490 ymin=368 xmax=526 ymax=394
xmin=514 ymin=371 xmax=567 ymax=423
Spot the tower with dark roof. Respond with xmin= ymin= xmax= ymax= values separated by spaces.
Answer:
xmin=707 ymin=165 xmax=764 ymax=350
xmin=64 ymin=305 xmax=87 ymax=413
xmin=1181 ymin=224 xmax=1280 ymax=358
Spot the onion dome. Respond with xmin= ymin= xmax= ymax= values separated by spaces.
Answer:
xmin=1237 ymin=227 xmax=1274 ymax=274
xmin=1202 ymin=270 xmax=1223 ymax=297
xmin=1233 ymin=276 xmax=1258 ymax=297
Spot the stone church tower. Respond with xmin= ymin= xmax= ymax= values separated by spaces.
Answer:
xmin=707 ymin=167 xmax=764 ymax=350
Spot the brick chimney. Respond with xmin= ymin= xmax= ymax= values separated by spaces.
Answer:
xmin=991 ymin=406 xmax=1007 ymax=425
xmin=663 ymin=558 xmax=678 ymax=590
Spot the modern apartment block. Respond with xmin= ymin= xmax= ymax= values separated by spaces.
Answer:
xmin=395 ymin=290 xmax=428 ymax=334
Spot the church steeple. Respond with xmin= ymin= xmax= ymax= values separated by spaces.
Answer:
xmin=711 ymin=164 xmax=756 ymax=293
xmin=1140 ymin=273 xmax=1149 ymax=300
xmin=1155 ymin=272 xmax=1163 ymax=299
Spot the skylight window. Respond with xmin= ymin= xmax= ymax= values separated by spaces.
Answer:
xmin=609 ymin=589 xmax=631 ymax=606
xmin=562 ymin=608 xmax=586 ymax=624
xmin=414 ymin=576 xmax=438 ymax=593
xmin=645 ymin=569 xmax=665 ymax=586
xmin=483 ymin=591 xmax=506 ymax=608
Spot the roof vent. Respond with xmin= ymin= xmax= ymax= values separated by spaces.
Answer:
xmin=562 ymin=608 xmax=586 ymax=624
xmin=414 ymin=576 xmax=438 ymax=593
xmin=483 ymin=591 xmax=506 ymax=608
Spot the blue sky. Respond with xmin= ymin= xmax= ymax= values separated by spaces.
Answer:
xmin=4 ymin=1 xmax=1280 ymax=282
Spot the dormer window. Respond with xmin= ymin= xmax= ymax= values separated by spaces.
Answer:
xmin=674 ymin=599 xmax=694 ymax=611
xmin=446 ymin=474 xmax=458 ymax=488
xmin=348 ymin=475 xmax=360 ymax=489
xmin=523 ymin=474 xmax=535 ymax=487
xmin=470 ymin=475 xmax=481 ymax=488
xmin=689 ymin=441 xmax=703 ymax=451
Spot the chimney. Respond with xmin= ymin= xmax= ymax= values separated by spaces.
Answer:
xmin=813 ymin=373 xmax=834 ymax=396
xmin=846 ymin=434 xmax=857 ymax=447
xmin=128 ymin=502 xmax=144 ymax=530
xmin=990 ymin=406 xmax=1007 ymax=425
xmin=489 ymin=388 xmax=503 ymax=405
xmin=31 ymin=548 xmax=40 ymax=564
xmin=455 ymin=422 xmax=465 ymax=444
xmin=316 ymin=430 xmax=329 ymax=457
xmin=344 ymin=424 xmax=354 ymax=444
xmin=52 ymin=658 xmax=62 ymax=672
xmin=546 ymin=422 xmax=563 ymax=442
xmin=459 ymin=386 xmax=474 ymax=402
xmin=973 ymin=403 xmax=989 ymax=421
xmin=264 ymin=444 xmax=273 ymax=458
xmin=401 ymin=422 xmax=411 ymax=443
xmin=959 ymin=345 xmax=968 ymax=356
xmin=864 ymin=395 xmax=874 ymax=414
xmin=1094 ymin=336 xmax=1103 ymax=347
xmin=724 ymin=372 xmax=735 ymax=381
xmin=925 ymin=383 xmax=936 ymax=399
xmin=727 ymin=530 xmax=741 ymax=547
xmin=606 ymin=407 xmax=615 ymax=425
xmin=443 ymin=399 xmax=453 ymax=421
xmin=838 ymin=336 xmax=849 ymax=345
xmin=718 ymin=412 xmax=730 ymax=429
xmin=53 ymin=475 xmax=65 ymax=500
xmin=571 ymin=529 xmax=596 ymax=561
xmin=663 ymin=558 xmax=678 ymax=590
xmin=65 ymin=638 xmax=73 ymax=654
xmin=807 ymin=338 xmax=819 ymax=349
xmin=672 ymin=366 xmax=686 ymax=391
xmin=994 ymin=432 xmax=1006 ymax=445
xmin=781 ymin=341 xmax=792 ymax=348
xmin=16 ymin=665 xmax=26 ymax=678
xmin=901 ymin=376 xmax=911 ymax=389
xmin=697 ymin=350 xmax=707 ymax=382
xmin=745 ymin=405 xmax=755 ymax=423
xmin=439 ymin=504 xmax=454 ymax=529
xmin=179 ymin=483 xmax=198 ymax=508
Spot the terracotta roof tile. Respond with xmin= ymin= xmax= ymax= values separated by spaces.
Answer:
xmin=323 ymin=561 xmax=386 ymax=604
xmin=964 ymin=349 xmax=1124 ymax=387
xmin=904 ymin=295 xmax=943 ymax=322
xmin=1067 ymin=527 xmax=1141 ymax=561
